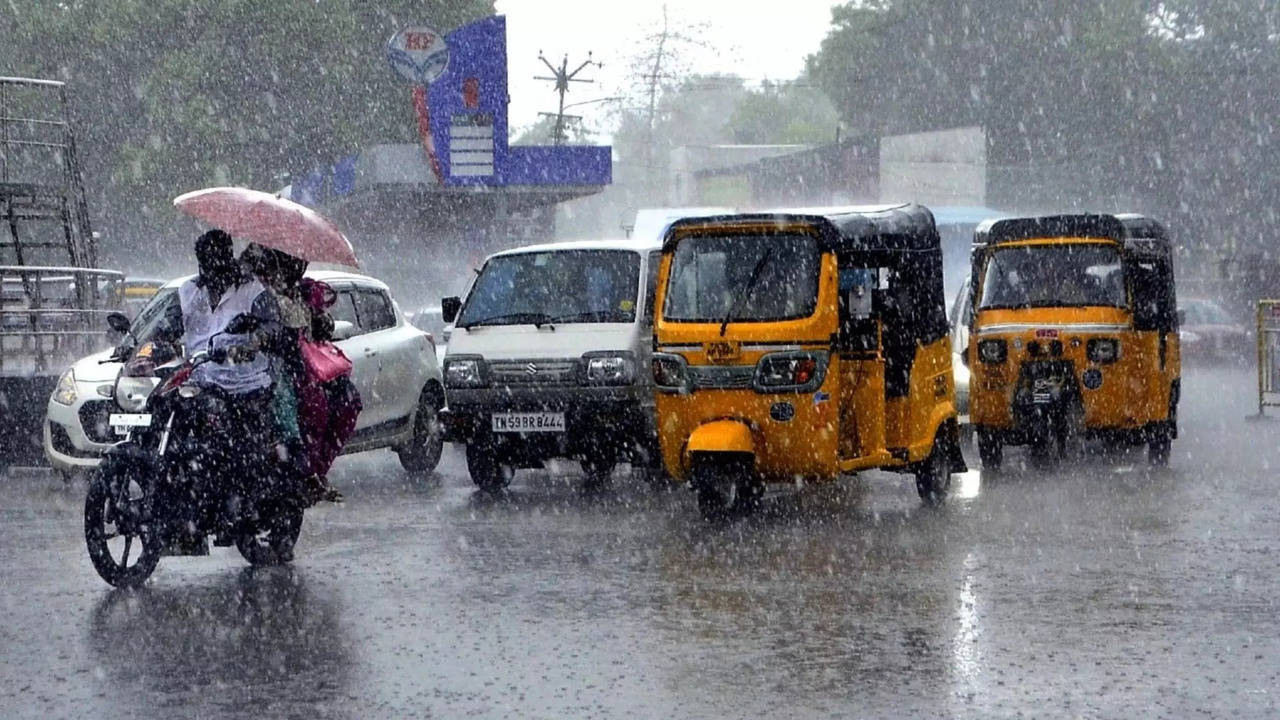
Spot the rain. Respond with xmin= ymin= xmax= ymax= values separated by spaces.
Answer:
xmin=2 ymin=1 xmax=1280 ymax=717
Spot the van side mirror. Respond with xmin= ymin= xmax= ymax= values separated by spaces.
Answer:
xmin=332 ymin=320 xmax=357 ymax=341
xmin=442 ymin=296 xmax=462 ymax=323
xmin=106 ymin=311 xmax=131 ymax=334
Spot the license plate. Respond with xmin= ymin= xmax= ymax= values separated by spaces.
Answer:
xmin=109 ymin=413 xmax=152 ymax=434
xmin=491 ymin=412 xmax=565 ymax=433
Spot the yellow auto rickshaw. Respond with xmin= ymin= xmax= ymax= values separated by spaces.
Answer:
xmin=651 ymin=204 xmax=966 ymax=520
xmin=965 ymin=214 xmax=1180 ymax=467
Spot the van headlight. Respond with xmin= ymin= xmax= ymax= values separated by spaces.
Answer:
xmin=1087 ymin=338 xmax=1120 ymax=364
xmin=53 ymin=370 xmax=77 ymax=406
xmin=754 ymin=350 xmax=828 ymax=392
xmin=582 ymin=352 xmax=636 ymax=386
xmin=444 ymin=356 xmax=487 ymax=388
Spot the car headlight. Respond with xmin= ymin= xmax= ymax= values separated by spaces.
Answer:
xmin=652 ymin=353 xmax=689 ymax=391
xmin=977 ymin=339 xmax=1007 ymax=364
xmin=52 ymin=369 xmax=77 ymax=406
xmin=754 ymin=350 xmax=828 ymax=392
xmin=1087 ymin=338 xmax=1120 ymax=364
xmin=582 ymin=352 xmax=636 ymax=386
xmin=444 ymin=356 xmax=487 ymax=388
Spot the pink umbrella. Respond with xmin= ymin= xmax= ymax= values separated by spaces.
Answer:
xmin=173 ymin=186 xmax=359 ymax=267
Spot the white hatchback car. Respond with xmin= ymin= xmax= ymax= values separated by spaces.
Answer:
xmin=44 ymin=270 xmax=445 ymax=478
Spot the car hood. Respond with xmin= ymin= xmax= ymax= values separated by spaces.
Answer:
xmin=446 ymin=323 xmax=640 ymax=360
xmin=71 ymin=348 xmax=121 ymax=383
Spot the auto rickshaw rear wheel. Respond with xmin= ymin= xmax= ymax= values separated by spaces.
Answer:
xmin=976 ymin=429 xmax=1002 ymax=470
xmin=915 ymin=431 xmax=954 ymax=505
xmin=691 ymin=454 xmax=760 ymax=521
xmin=1147 ymin=425 xmax=1172 ymax=466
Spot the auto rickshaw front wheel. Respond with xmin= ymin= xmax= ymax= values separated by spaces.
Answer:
xmin=690 ymin=453 xmax=761 ymax=521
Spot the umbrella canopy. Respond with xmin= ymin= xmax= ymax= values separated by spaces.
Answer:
xmin=173 ymin=187 xmax=359 ymax=267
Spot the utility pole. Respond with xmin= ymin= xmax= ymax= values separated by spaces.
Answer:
xmin=535 ymin=51 xmax=599 ymax=145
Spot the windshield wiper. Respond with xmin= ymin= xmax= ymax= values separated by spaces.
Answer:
xmin=720 ymin=249 xmax=773 ymax=337
xmin=546 ymin=310 xmax=626 ymax=324
xmin=460 ymin=312 xmax=556 ymax=329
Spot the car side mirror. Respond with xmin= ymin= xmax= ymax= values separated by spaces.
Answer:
xmin=442 ymin=296 xmax=461 ymax=323
xmin=106 ymin=311 xmax=131 ymax=334
xmin=332 ymin=320 xmax=357 ymax=341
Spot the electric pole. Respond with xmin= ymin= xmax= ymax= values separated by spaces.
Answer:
xmin=535 ymin=51 xmax=599 ymax=145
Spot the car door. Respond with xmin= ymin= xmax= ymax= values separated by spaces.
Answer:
xmin=351 ymin=286 xmax=407 ymax=427
xmin=328 ymin=284 xmax=379 ymax=430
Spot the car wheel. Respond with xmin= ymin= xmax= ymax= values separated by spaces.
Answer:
xmin=397 ymin=387 xmax=444 ymax=474
xmin=466 ymin=441 xmax=513 ymax=492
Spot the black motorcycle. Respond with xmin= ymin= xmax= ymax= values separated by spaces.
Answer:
xmin=84 ymin=314 xmax=306 ymax=588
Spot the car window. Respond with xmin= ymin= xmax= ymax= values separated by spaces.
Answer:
xmin=355 ymin=288 xmax=396 ymax=332
xmin=330 ymin=287 xmax=361 ymax=334
xmin=644 ymin=250 xmax=661 ymax=323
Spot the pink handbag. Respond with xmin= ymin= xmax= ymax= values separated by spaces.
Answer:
xmin=300 ymin=337 xmax=352 ymax=384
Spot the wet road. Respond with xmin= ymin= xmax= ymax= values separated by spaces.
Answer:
xmin=1 ymin=365 xmax=1278 ymax=718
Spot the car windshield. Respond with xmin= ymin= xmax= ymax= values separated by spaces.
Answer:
xmin=1184 ymin=300 xmax=1234 ymax=325
xmin=128 ymin=287 xmax=179 ymax=345
xmin=663 ymin=233 xmax=820 ymax=323
xmin=457 ymin=249 xmax=641 ymax=327
xmin=978 ymin=243 xmax=1126 ymax=310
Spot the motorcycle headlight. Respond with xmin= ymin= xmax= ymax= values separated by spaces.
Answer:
xmin=444 ymin=356 xmax=487 ymax=389
xmin=114 ymin=376 xmax=155 ymax=412
xmin=583 ymin=352 xmax=636 ymax=386
xmin=52 ymin=369 xmax=77 ymax=406
xmin=652 ymin=353 xmax=689 ymax=391
xmin=754 ymin=351 xmax=829 ymax=392
xmin=977 ymin=339 xmax=1008 ymax=364
xmin=1087 ymin=338 xmax=1120 ymax=364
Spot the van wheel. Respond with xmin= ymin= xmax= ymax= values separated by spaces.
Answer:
xmin=691 ymin=455 xmax=759 ymax=521
xmin=398 ymin=388 xmax=444 ymax=474
xmin=466 ymin=441 xmax=512 ymax=492
xmin=977 ymin=429 xmax=1002 ymax=470
xmin=915 ymin=432 xmax=953 ymax=505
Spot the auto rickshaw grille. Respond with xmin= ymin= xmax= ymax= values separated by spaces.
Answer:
xmin=687 ymin=365 xmax=756 ymax=390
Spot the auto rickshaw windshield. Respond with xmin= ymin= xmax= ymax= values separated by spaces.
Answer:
xmin=978 ymin=242 xmax=1126 ymax=310
xmin=663 ymin=233 xmax=820 ymax=323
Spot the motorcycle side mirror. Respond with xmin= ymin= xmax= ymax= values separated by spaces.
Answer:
xmin=442 ymin=296 xmax=462 ymax=323
xmin=225 ymin=313 xmax=260 ymax=335
xmin=331 ymin=320 xmax=357 ymax=341
xmin=106 ymin=311 xmax=131 ymax=334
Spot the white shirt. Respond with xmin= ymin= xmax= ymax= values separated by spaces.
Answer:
xmin=178 ymin=276 xmax=272 ymax=394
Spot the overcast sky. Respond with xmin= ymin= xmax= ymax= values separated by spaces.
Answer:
xmin=492 ymin=0 xmax=839 ymax=136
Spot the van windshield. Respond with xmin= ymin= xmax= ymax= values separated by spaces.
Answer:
xmin=663 ymin=234 xmax=820 ymax=323
xmin=457 ymin=250 xmax=641 ymax=327
xmin=978 ymin=243 xmax=1126 ymax=310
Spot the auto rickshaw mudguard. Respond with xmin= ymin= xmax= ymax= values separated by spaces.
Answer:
xmin=685 ymin=419 xmax=755 ymax=458
xmin=922 ymin=404 xmax=968 ymax=473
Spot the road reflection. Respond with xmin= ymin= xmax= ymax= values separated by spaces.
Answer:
xmin=87 ymin=567 xmax=353 ymax=718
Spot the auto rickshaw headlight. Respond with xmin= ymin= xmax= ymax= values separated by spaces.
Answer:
xmin=444 ymin=356 xmax=487 ymax=388
xmin=1087 ymin=338 xmax=1119 ymax=364
xmin=754 ymin=351 xmax=828 ymax=392
xmin=583 ymin=352 xmax=636 ymax=386
xmin=652 ymin=353 xmax=688 ymax=391
xmin=977 ymin=339 xmax=1007 ymax=364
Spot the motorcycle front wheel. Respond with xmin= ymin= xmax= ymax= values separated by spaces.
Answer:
xmin=84 ymin=458 xmax=162 ymax=588
xmin=236 ymin=501 xmax=303 ymax=566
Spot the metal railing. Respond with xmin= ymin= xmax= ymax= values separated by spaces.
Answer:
xmin=0 ymin=265 xmax=124 ymax=375
xmin=1255 ymin=299 xmax=1280 ymax=416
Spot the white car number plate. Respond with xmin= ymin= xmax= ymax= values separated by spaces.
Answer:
xmin=109 ymin=413 xmax=152 ymax=435
xmin=491 ymin=412 xmax=565 ymax=433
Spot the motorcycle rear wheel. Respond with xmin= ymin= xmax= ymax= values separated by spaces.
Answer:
xmin=84 ymin=462 xmax=162 ymax=588
xmin=236 ymin=503 xmax=303 ymax=566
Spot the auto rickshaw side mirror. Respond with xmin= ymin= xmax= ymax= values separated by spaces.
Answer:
xmin=442 ymin=296 xmax=462 ymax=324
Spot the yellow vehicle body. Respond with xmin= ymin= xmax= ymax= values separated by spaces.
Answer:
xmin=652 ymin=205 xmax=964 ymax=517
xmin=965 ymin=215 xmax=1180 ymax=466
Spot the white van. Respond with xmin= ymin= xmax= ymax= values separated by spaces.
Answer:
xmin=440 ymin=238 xmax=665 ymax=490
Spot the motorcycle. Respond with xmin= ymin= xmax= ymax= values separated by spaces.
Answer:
xmin=84 ymin=314 xmax=307 ymax=588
